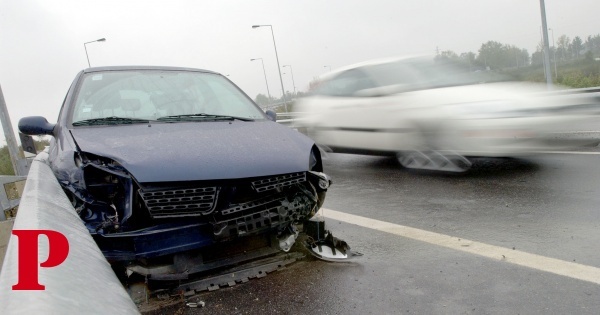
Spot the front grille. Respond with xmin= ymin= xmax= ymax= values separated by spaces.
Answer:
xmin=212 ymin=191 xmax=315 ymax=240
xmin=139 ymin=172 xmax=308 ymax=219
xmin=139 ymin=187 xmax=220 ymax=218
xmin=251 ymin=172 xmax=306 ymax=192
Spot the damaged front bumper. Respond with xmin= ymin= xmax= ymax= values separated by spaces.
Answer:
xmin=62 ymin=152 xmax=359 ymax=284
xmin=71 ymin=168 xmax=335 ymax=269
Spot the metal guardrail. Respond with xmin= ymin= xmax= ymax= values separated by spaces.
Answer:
xmin=275 ymin=112 xmax=302 ymax=126
xmin=259 ymin=99 xmax=295 ymax=111
xmin=275 ymin=112 xmax=301 ymax=119
xmin=0 ymin=152 xmax=139 ymax=314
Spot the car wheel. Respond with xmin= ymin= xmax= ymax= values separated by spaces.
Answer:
xmin=398 ymin=124 xmax=471 ymax=172
xmin=397 ymin=150 xmax=472 ymax=172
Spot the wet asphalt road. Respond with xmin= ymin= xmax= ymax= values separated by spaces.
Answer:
xmin=177 ymin=150 xmax=600 ymax=315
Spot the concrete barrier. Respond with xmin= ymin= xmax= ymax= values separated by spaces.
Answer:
xmin=0 ymin=152 xmax=139 ymax=314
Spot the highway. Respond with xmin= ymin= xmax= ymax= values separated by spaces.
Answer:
xmin=179 ymin=149 xmax=600 ymax=314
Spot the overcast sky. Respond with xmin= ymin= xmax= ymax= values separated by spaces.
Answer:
xmin=1 ymin=0 xmax=599 ymax=144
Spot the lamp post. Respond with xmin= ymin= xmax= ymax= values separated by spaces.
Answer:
xmin=252 ymin=25 xmax=288 ymax=112
xmin=251 ymin=58 xmax=272 ymax=106
xmin=282 ymin=65 xmax=296 ymax=95
xmin=549 ymin=28 xmax=558 ymax=79
xmin=324 ymin=65 xmax=331 ymax=72
xmin=84 ymin=38 xmax=106 ymax=67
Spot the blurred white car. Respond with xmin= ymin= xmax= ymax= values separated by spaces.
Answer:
xmin=295 ymin=56 xmax=600 ymax=172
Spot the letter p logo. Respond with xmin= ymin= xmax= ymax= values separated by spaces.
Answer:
xmin=11 ymin=230 xmax=69 ymax=290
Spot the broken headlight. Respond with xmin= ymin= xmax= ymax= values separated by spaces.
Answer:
xmin=309 ymin=145 xmax=323 ymax=172
xmin=77 ymin=152 xmax=134 ymax=233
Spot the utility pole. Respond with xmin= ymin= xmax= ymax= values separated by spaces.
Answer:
xmin=539 ymin=0 xmax=553 ymax=89
xmin=0 ymin=84 xmax=27 ymax=175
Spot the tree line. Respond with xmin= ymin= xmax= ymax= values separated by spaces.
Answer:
xmin=0 ymin=138 xmax=50 ymax=175
xmin=436 ymin=33 xmax=600 ymax=71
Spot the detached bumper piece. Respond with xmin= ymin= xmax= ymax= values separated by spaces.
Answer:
xmin=303 ymin=217 xmax=363 ymax=262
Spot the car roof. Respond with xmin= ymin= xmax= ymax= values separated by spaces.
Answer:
xmin=319 ymin=54 xmax=432 ymax=80
xmin=82 ymin=65 xmax=219 ymax=75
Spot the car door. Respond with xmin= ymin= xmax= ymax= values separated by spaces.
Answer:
xmin=302 ymin=68 xmax=389 ymax=150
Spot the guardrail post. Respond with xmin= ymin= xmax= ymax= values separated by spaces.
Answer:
xmin=0 ymin=84 xmax=28 ymax=176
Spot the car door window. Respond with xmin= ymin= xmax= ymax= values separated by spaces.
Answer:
xmin=366 ymin=61 xmax=420 ymax=88
xmin=314 ymin=69 xmax=375 ymax=97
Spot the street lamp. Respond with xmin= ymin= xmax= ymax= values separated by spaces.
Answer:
xmin=252 ymin=25 xmax=288 ymax=112
xmin=282 ymin=65 xmax=296 ymax=95
xmin=549 ymin=28 xmax=558 ymax=79
xmin=324 ymin=65 xmax=331 ymax=72
xmin=251 ymin=58 xmax=272 ymax=106
xmin=84 ymin=38 xmax=106 ymax=67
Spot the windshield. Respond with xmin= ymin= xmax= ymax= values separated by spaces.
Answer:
xmin=71 ymin=70 xmax=265 ymax=125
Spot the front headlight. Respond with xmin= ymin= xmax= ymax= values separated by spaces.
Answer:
xmin=308 ymin=171 xmax=331 ymax=190
xmin=308 ymin=145 xmax=330 ymax=190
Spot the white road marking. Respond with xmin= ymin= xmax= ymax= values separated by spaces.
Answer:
xmin=321 ymin=208 xmax=600 ymax=285
xmin=539 ymin=151 xmax=600 ymax=155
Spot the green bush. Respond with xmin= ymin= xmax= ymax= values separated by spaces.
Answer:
xmin=505 ymin=59 xmax=600 ymax=88
xmin=0 ymin=146 xmax=15 ymax=175
xmin=0 ymin=138 xmax=50 ymax=175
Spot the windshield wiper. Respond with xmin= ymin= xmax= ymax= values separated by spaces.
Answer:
xmin=72 ymin=116 xmax=151 ymax=126
xmin=156 ymin=113 xmax=254 ymax=122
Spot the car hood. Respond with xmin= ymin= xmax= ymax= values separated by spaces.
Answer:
xmin=70 ymin=121 xmax=314 ymax=183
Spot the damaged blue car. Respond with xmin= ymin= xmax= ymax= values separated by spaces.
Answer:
xmin=18 ymin=66 xmax=338 ymax=282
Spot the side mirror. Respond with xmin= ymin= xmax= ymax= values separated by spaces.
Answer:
xmin=265 ymin=110 xmax=277 ymax=122
xmin=18 ymin=116 xmax=55 ymax=136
